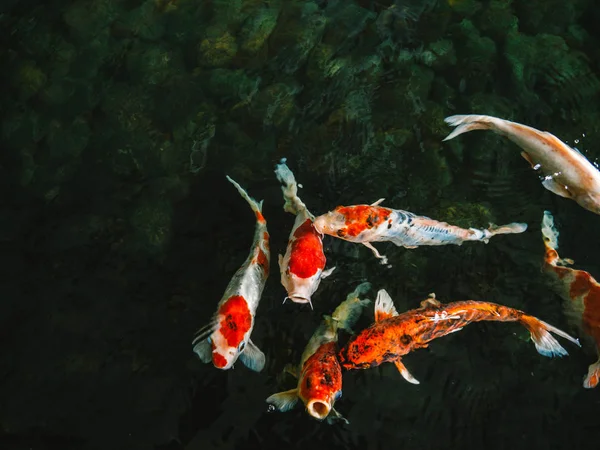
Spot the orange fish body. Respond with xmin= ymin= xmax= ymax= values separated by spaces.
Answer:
xmin=192 ymin=176 xmax=270 ymax=372
xmin=338 ymin=290 xmax=579 ymax=384
xmin=312 ymin=199 xmax=526 ymax=266
xmin=541 ymin=210 xmax=600 ymax=388
xmin=443 ymin=114 xmax=600 ymax=215
xmin=275 ymin=159 xmax=334 ymax=306
xmin=266 ymin=283 xmax=371 ymax=423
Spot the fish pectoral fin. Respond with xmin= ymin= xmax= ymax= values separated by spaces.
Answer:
xmin=326 ymin=407 xmax=350 ymax=425
xmin=541 ymin=177 xmax=573 ymax=199
xmin=192 ymin=339 xmax=212 ymax=364
xmin=520 ymin=151 xmax=537 ymax=169
xmin=321 ymin=266 xmax=336 ymax=279
xmin=374 ymin=289 xmax=399 ymax=322
xmin=239 ymin=339 xmax=266 ymax=372
xmin=266 ymin=388 xmax=299 ymax=412
xmin=362 ymin=242 xmax=389 ymax=266
xmin=278 ymin=254 xmax=284 ymax=270
xmin=283 ymin=363 xmax=299 ymax=379
xmin=371 ymin=198 xmax=385 ymax=206
xmin=394 ymin=359 xmax=420 ymax=385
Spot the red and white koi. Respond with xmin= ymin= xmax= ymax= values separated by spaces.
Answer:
xmin=312 ymin=199 xmax=527 ymax=265
xmin=192 ymin=176 xmax=270 ymax=372
xmin=274 ymin=159 xmax=335 ymax=307
xmin=541 ymin=210 xmax=600 ymax=388
xmin=443 ymin=114 xmax=600 ymax=215
xmin=266 ymin=282 xmax=371 ymax=423
xmin=338 ymin=289 xmax=580 ymax=384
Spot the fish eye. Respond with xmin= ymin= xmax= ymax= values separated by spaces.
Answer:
xmin=337 ymin=228 xmax=347 ymax=237
xmin=238 ymin=341 xmax=246 ymax=352
xmin=335 ymin=391 xmax=342 ymax=401
xmin=207 ymin=337 xmax=212 ymax=344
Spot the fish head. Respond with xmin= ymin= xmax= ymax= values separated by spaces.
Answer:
xmin=313 ymin=209 xmax=348 ymax=238
xmin=210 ymin=295 xmax=253 ymax=370
xmin=281 ymin=270 xmax=324 ymax=306
xmin=299 ymin=344 xmax=343 ymax=421
xmin=577 ymin=192 xmax=600 ymax=216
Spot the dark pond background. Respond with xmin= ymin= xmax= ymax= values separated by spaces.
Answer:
xmin=1 ymin=0 xmax=600 ymax=449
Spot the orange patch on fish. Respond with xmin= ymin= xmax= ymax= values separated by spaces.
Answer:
xmin=256 ymin=210 xmax=266 ymax=223
xmin=218 ymin=295 xmax=252 ymax=347
xmin=256 ymin=248 xmax=270 ymax=276
xmin=298 ymin=342 xmax=341 ymax=402
xmin=288 ymin=219 xmax=326 ymax=278
xmin=336 ymin=205 xmax=391 ymax=237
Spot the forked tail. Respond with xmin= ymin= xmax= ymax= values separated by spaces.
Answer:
xmin=226 ymin=175 xmax=264 ymax=220
xmin=442 ymin=115 xmax=497 ymax=141
xmin=519 ymin=314 xmax=580 ymax=357
xmin=274 ymin=158 xmax=310 ymax=217
xmin=471 ymin=222 xmax=527 ymax=243
xmin=541 ymin=210 xmax=560 ymax=250
xmin=331 ymin=282 xmax=372 ymax=333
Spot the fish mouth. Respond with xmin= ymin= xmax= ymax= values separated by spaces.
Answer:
xmin=286 ymin=295 xmax=311 ymax=304
xmin=307 ymin=399 xmax=331 ymax=420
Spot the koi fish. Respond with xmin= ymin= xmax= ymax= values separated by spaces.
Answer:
xmin=274 ymin=159 xmax=335 ymax=307
xmin=266 ymin=282 xmax=372 ymax=423
xmin=338 ymin=289 xmax=580 ymax=384
xmin=192 ymin=176 xmax=270 ymax=371
xmin=541 ymin=210 xmax=600 ymax=388
xmin=312 ymin=199 xmax=527 ymax=266
xmin=443 ymin=114 xmax=600 ymax=215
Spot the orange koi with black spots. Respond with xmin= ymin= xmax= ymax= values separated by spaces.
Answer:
xmin=275 ymin=159 xmax=334 ymax=307
xmin=338 ymin=289 xmax=580 ymax=384
xmin=267 ymin=283 xmax=371 ymax=423
xmin=192 ymin=176 xmax=270 ymax=371
xmin=313 ymin=199 xmax=526 ymax=266
xmin=541 ymin=210 xmax=600 ymax=388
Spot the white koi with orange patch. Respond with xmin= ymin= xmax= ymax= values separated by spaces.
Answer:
xmin=192 ymin=176 xmax=270 ymax=372
xmin=313 ymin=199 xmax=526 ymax=266
xmin=541 ymin=211 xmax=600 ymax=388
xmin=443 ymin=114 xmax=600 ymax=215
xmin=275 ymin=159 xmax=334 ymax=307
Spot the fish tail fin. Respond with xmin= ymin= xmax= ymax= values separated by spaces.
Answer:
xmin=541 ymin=210 xmax=560 ymax=250
xmin=442 ymin=114 xmax=496 ymax=141
xmin=331 ymin=282 xmax=372 ymax=333
xmin=274 ymin=158 xmax=309 ymax=216
xmin=584 ymin=359 xmax=600 ymax=389
xmin=487 ymin=222 xmax=528 ymax=236
xmin=519 ymin=314 xmax=581 ymax=358
xmin=226 ymin=175 xmax=264 ymax=218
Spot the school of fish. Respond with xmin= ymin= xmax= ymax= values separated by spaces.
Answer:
xmin=192 ymin=114 xmax=600 ymax=423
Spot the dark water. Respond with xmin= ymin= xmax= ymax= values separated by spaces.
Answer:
xmin=2 ymin=0 xmax=600 ymax=449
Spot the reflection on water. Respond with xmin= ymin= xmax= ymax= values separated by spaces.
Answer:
xmin=1 ymin=1 xmax=600 ymax=449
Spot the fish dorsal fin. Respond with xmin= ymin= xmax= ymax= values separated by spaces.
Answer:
xmin=420 ymin=293 xmax=441 ymax=309
xmin=374 ymin=289 xmax=399 ymax=322
xmin=371 ymin=198 xmax=385 ymax=206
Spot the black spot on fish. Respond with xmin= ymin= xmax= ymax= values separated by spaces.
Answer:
xmin=305 ymin=377 xmax=312 ymax=388
xmin=323 ymin=372 xmax=333 ymax=385
xmin=400 ymin=334 xmax=412 ymax=345
xmin=387 ymin=222 xmax=392 ymax=229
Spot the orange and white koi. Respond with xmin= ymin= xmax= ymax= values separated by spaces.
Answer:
xmin=274 ymin=159 xmax=334 ymax=307
xmin=443 ymin=114 xmax=600 ymax=215
xmin=541 ymin=210 xmax=600 ymax=388
xmin=312 ymin=199 xmax=526 ymax=265
xmin=266 ymin=282 xmax=371 ymax=423
xmin=338 ymin=289 xmax=580 ymax=384
xmin=192 ymin=176 xmax=270 ymax=371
